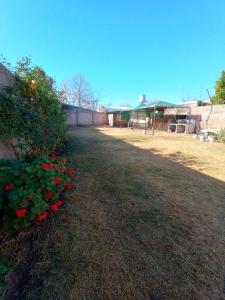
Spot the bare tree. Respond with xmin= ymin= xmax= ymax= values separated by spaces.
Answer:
xmin=70 ymin=74 xmax=92 ymax=106
xmin=60 ymin=81 xmax=70 ymax=103
xmin=60 ymin=74 xmax=101 ymax=109
xmin=120 ymin=103 xmax=132 ymax=107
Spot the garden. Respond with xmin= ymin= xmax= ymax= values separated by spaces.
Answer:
xmin=0 ymin=58 xmax=76 ymax=297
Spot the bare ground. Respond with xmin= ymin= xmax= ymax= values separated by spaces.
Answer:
xmin=1 ymin=127 xmax=225 ymax=299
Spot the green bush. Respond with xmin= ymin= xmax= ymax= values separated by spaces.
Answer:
xmin=0 ymin=154 xmax=75 ymax=229
xmin=218 ymin=128 xmax=225 ymax=142
xmin=0 ymin=57 xmax=65 ymax=158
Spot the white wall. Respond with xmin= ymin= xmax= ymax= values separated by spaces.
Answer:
xmin=63 ymin=107 xmax=108 ymax=126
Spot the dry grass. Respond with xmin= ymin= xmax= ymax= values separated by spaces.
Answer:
xmin=1 ymin=127 xmax=225 ymax=299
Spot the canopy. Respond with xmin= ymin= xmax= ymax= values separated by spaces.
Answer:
xmin=135 ymin=101 xmax=176 ymax=110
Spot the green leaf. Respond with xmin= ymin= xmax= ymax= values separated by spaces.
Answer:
xmin=0 ymin=262 xmax=9 ymax=275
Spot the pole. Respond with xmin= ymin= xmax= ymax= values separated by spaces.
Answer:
xmin=144 ymin=111 xmax=147 ymax=134
xmin=137 ymin=111 xmax=139 ymax=130
xmin=206 ymin=89 xmax=213 ymax=130
xmin=152 ymin=106 xmax=156 ymax=136
xmin=76 ymin=107 xmax=78 ymax=127
xmin=120 ymin=110 xmax=121 ymax=128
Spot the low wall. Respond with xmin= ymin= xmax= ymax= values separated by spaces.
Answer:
xmin=62 ymin=105 xmax=108 ymax=127
xmin=164 ymin=103 xmax=225 ymax=132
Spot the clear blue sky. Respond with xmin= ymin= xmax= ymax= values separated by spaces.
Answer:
xmin=1 ymin=0 xmax=225 ymax=106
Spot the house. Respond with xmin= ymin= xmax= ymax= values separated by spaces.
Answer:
xmin=107 ymin=101 xmax=176 ymax=130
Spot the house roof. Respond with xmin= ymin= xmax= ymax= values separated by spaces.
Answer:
xmin=135 ymin=101 xmax=177 ymax=110
xmin=107 ymin=101 xmax=176 ymax=114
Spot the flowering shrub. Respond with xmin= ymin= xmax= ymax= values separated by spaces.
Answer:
xmin=0 ymin=154 xmax=76 ymax=229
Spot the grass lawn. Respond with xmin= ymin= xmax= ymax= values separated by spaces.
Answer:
xmin=1 ymin=127 xmax=225 ymax=299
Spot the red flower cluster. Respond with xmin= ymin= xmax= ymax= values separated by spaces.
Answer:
xmin=37 ymin=211 xmax=48 ymax=221
xmin=41 ymin=163 xmax=54 ymax=170
xmin=46 ymin=190 xmax=53 ymax=199
xmin=51 ymin=200 xmax=63 ymax=213
xmin=67 ymin=168 xmax=74 ymax=175
xmin=2 ymin=155 xmax=77 ymax=228
xmin=56 ymin=200 xmax=63 ymax=207
xmin=16 ymin=208 xmax=28 ymax=218
xmin=5 ymin=184 xmax=14 ymax=191
xmin=63 ymin=183 xmax=73 ymax=190
xmin=54 ymin=177 xmax=61 ymax=185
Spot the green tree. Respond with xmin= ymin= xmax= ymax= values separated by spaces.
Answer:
xmin=212 ymin=71 xmax=225 ymax=104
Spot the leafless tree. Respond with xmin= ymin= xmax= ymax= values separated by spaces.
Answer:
xmin=120 ymin=103 xmax=132 ymax=107
xmin=60 ymin=81 xmax=70 ymax=103
xmin=70 ymin=74 xmax=92 ymax=106
xmin=60 ymin=74 xmax=101 ymax=109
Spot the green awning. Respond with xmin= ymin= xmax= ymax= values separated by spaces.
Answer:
xmin=135 ymin=101 xmax=176 ymax=110
xmin=135 ymin=103 xmax=148 ymax=110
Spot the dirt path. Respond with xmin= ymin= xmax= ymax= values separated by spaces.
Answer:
xmin=2 ymin=127 xmax=225 ymax=299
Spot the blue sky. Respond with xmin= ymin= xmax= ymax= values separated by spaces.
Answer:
xmin=1 ymin=0 xmax=225 ymax=106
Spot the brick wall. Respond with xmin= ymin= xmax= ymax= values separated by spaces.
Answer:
xmin=164 ymin=103 xmax=225 ymax=132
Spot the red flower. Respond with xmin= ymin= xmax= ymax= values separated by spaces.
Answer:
xmin=63 ymin=183 xmax=73 ymax=190
xmin=37 ymin=211 xmax=48 ymax=221
xmin=46 ymin=191 xmax=53 ymax=199
xmin=16 ymin=208 xmax=28 ymax=218
xmin=51 ymin=200 xmax=63 ymax=213
xmin=27 ymin=194 xmax=33 ymax=201
xmin=67 ymin=168 xmax=74 ymax=175
xmin=59 ymin=168 xmax=64 ymax=172
xmin=54 ymin=177 xmax=61 ymax=185
xmin=5 ymin=184 xmax=14 ymax=191
xmin=41 ymin=163 xmax=48 ymax=170
xmin=51 ymin=203 xmax=59 ymax=213
xmin=55 ymin=200 xmax=63 ymax=207
xmin=48 ymin=163 xmax=54 ymax=169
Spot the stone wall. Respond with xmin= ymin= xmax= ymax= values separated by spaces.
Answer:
xmin=164 ymin=103 xmax=225 ymax=132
